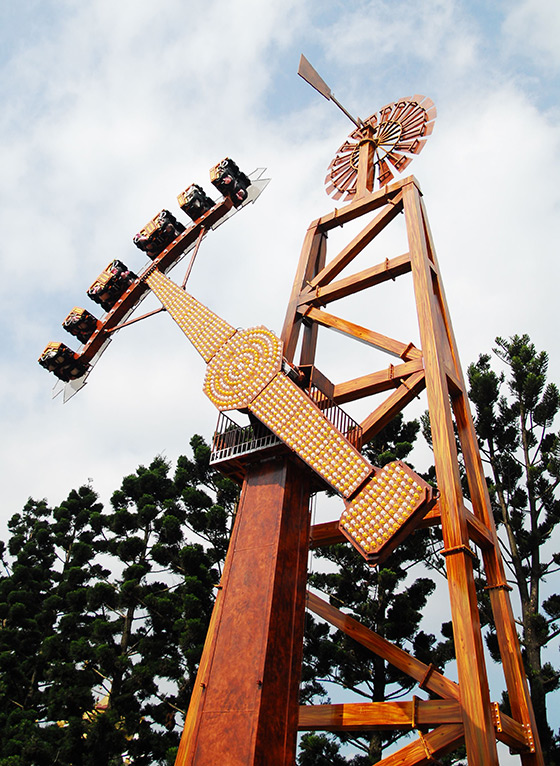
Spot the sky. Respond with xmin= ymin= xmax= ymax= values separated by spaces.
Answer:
xmin=1 ymin=0 xmax=559 ymax=761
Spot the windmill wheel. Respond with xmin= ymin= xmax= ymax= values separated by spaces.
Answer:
xmin=325 ymin=95 xmax=436 ymax=201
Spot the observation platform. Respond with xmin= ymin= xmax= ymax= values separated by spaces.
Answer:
xmin=209 ymin=365 xmax=362 ymax=488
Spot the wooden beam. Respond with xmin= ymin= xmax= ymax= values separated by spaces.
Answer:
xmin=280 ymin=221 xmax=325 ymax=362
xmin=306 ymin=591 xmax=460 ymax=701
xmin=298 ymin=703 xmax=532 ymax=763
xmin=465 ymin=508 xmax=494 ymax=550
xmin=416 ymin=500 xmax=494 ymax=551
xmin=298 ymin=700 xmax=462 ymax=731
xmin=373 ymin=724 xmax=464 ymax=766
xmin=299 ymin=702 xmax=534 ymax=753
xmin=299 ymin=233 xmax=328 ymax=367
xmin=309 ymin=195 xmax=404 ymax=288
xmin=360 ymin=371 xmax=426 ymax=443
xmin=304 ymin=306 xmax=419 ymax=359
xmin=309 ymin=520 xmax=343 ymax=548
xmin=356 ymin=132 xmax=375 ymax=198
xmin=493 ymin=703 xmax=535 ymax=753
xmin=316 ymin=175 xmax=419 ymax=232
xmin=299 ymin=253 xmax=411 ymax=306
xmin=333 ymin=359 xmax=424 ymax=405
xmin=299 ymin=365 xmax=335 ymax=400
xmin=309 ymin=505 xmax=493 ymax=555
xmin=418 ymin=502 xmax=441 ymax=528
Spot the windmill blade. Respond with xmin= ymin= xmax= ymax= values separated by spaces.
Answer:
xmin=329 ymin=163 xmax=356 ymax=193
xmin=413 ymin=94 xmax=436 ymax=113
xmin=425 ymin=105 xmax=437 ymax=122
xmin=386 ymin=151 xmax=414 ymax=173
xmin=420 ymin=121 xmax=435 ymax=137
xmin=325 ymin=95 xmax=436 ymax=198
xmin=412 ymin=94 xmax=437 ymax=123
xmin=329 ymin=142 xmax=356 ymax=168
xmin=325 ymin=181 xmax=346 ymax=201
xmin=388 ymin=99 xmax=416 ymax=123
xmin=397 ymin=137 xmax=427 ymax=155
xmin=377 ymin=157 xmax=395 ymax=186
xmin=400 ymin=112 xmax=429 ymax=134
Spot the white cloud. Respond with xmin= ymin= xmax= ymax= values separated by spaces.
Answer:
xmin=316 ymin=0 xmax=480 ymax=88
xmin=421 ymin=82 xmax=560 ymax=375
xmin=503 ymin=0 xmax=560 ymax=70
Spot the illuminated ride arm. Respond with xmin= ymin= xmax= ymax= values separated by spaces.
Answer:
xmin=144 ymin=266 xmax=433 ymax=564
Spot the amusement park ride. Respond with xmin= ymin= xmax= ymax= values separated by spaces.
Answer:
xmin=40 ymin=57 xmax=544 ymax=765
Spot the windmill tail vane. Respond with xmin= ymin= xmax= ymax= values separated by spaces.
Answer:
xmin=298 ymin=54 xmax=363 ymax=128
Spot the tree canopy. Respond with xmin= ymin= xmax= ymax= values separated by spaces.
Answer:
xmin=0 ymin=440 xmax=238 ymax=765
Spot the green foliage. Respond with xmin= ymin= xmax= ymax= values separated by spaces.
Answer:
xmin=468 ymin=334 xmax=560 ymax=758
xmin=0 ymin=436 xmax=239 ymax=765
xmin=298 ymin=733 xmax=355 ymax=765
xmin=175 ymin=434 xmax=238 ymax=568
xmin=362 ymin=412 xmax=420 ymax=468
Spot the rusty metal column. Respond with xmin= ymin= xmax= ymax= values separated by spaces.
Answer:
xmin=175 ymin=456 xmax=311 ymax=766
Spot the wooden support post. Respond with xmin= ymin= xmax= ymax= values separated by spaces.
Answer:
xmin=175 ymin=457 xmax=311 ymax=765
xmin=415 ymin=191 xmax=543 ymax=766
xmin=281 ymin=221 xmax=326 ymax=362
xmin=452 ymin=379 xmax=543 ymax=766
xmin=300 ymin=232 xmax=327 ymax=366
xmin=403 ymin=178 xmax=499 ymax=766
xmin=356 ymin=133 xmax=376 ymax=198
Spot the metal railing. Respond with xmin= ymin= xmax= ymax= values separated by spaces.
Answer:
xmin=210 ymin=412 xmax=283 ymax=465
xmin=210 ymin=373 xmax=363 ymax=465
xmin=307 ymin=383 xmax=362 ymax=450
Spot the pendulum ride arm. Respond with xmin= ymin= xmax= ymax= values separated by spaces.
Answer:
xmin=143 ymin=266 xmax=434 ymax=559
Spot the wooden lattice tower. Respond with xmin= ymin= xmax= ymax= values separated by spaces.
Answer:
xmin=171 ymin=97 xmax=543 ymax=764
xmin=280 ymin=172 xmax=543 ymax=765
xmin=37 ymin=79 xmax=545 ymax=764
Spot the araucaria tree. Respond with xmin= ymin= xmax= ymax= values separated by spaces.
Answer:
xmin=0 ymin=439 xmax=239 ymax=766
xmin=468 ymin=334 xmax=560 ymax=759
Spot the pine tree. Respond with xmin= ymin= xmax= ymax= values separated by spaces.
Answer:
xmin=174 ymin=434 xmax=239 ymax=571
xmin=468 ymin=334 xmax=560 ymax=760
xmin=0 ymin=438 xmax=238 ymax=765
xmin=88 ymin=454 xmax=218 ymax=765
xmin=0 ymin=487 xmax=108 ymax=764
